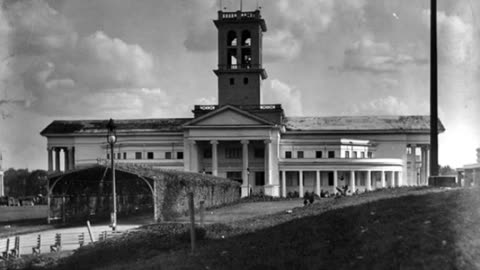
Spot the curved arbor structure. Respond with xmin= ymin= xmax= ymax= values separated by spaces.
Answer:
xmin=48 ymin=165 xmax=154 ymax=223
xmin=47 ymin=164 xmax=240 ymax=223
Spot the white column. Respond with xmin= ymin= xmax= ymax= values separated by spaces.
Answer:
xmin=63 ymin=148 xmax=69 ymax=171
xmin=410 ymin=144 xmax=417 ymax=185
xmin=398 ymin=170 xmax=403 ymax=187
xmin=68 ymin=147 xmax=75 ymax=170
xmin=264 ymin=140 xmax=272 ymax=185
xmin=54 ymin=148 xmax=61 ymax=172
xmin=211 ymin=140 xmax=218 ymax=176
xmin=241 ymin=140 xmax=249 ymax=197
xmin=333 ymin=170 xmax=338 ymax=194
xmin=381 ymin=170 xmax=386 ymax=188
xmin=0 ymin=171 xmax=4 ymax=197
xmin=426 ymin=147 xmax=431 ymax=183
xmin=390 ymin=171 xmax=395 ymax=187
xmin=366 ymin=170 xmax=372 ymax=191
xmin=299 ymin=170 xmax=304 ymax=196
xmin=190 ymin=141 xmax=198 ymax=172
xmin=350 ymin=170 xmax=356 ymax=194
xmin=315 ymin=170 xmax=321 ymax=196
xmin=47 ymin=147 xmax=53 ymax=172
xmin=282 ymin=170 xmax=287 ymax=197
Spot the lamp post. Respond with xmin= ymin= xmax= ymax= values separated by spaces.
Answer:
xmin=106 ymin=118 xmax=117 ymax=231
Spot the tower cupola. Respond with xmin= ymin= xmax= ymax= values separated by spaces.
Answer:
xmin=213 ymin=9 xmax=267 ymax=106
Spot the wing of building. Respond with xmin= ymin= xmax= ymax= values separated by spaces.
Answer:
xmin=40 ymin=9 xmax=445 ymax=198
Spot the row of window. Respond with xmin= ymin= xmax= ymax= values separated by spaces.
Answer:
xmin=107 ymin=151 xmax=183 ymax=160
xmin=345 ymin=151 xmax=372 ymax=158
xmin=203 ymin=147 xmax=265 ymax=159
xmin=285 ymin=151 xmax=373 ymax=159
xmin=229 ymin=77 xmax=249 ymax=85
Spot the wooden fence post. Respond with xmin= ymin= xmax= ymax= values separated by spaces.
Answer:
xmin=188 ymin=192 xmax=195 ymax=253
xmin=199 ymin=201 xmax=205 ymax=226
xmin=86 ymin=220 xmax=94 ymax=243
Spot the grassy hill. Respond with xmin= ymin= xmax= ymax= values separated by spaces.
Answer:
xmin=35 ymin=187 xmax=480 ymax=269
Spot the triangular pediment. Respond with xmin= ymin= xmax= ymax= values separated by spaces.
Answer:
xmin=184 ymin=105 xmax=274 ymax=127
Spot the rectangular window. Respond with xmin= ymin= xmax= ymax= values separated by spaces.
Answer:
xmin=117 ymin=153 xmax=121 ymax=159
xmin=316 ymin=151 xmax=323 ymax=158
xmin=328 ymin=151 xmax=335 ymax=158
xmin=297 ymin=151 xmax=304 ymax=158
xmin=177 ymin=152 xmax=184 ymax=159
xmin=225 ymin=148 xmax=241 ymax=159
xmin=368 ymin=152 xmax=373 ymax=158
xmin=123 ymin=152 xmax=127 ymax=159
xmin=255 ymin=172 xmax=265 ymax=186
xmin=285 ymin=151 xmax=292 ymax=159
xmin=106 ymin=153 xmax=110 ymax=159
xmin=203 ymin=149 xmax=212 ymax=158
xmin=147 ymin=152 xmax=154 ymax=159
xmin=229 ymin=78 xmax=235 ymax=85
xmin=328 ymin=172 xmax=334 ymax=186
xmin=135 ymin=152 xmax=142 ymax=159
xmin=345 ymin=151 xmax=350 ymax=158
xmin=165 ymin=152 xmax=172 ymax=159
xmin=361 ymin=152 xmax=365 ymax=158
xmin=353 ymin=151 xmax=358 ymax=158
xmin=254 ymin=148 xmax=264 ymax=158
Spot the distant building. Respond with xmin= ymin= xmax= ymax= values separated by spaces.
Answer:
xmin=460 ymin=148 xmax=480 ymax=186
xmin=41 ymin=8 xmax=444 ymax=197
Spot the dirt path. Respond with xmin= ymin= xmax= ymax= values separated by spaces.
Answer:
xmin=173 ymin=199 xmax=305 ymax=224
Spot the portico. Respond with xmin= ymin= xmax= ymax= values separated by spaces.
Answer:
xmin=182 ymin=105 xmax=281 ymax=197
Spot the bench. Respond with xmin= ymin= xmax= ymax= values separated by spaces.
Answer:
xmin=78 ymin=233 xmax=85 ymax=247
xmin=10 ymin=237 xmax=19 ymax=258
xmin=32 ymin=235 xmax=41 ymax=255
xmin=1 ymin=238 xmax=9 ymax=259
xmin=50 ymin=234 xmax=61 ymax=252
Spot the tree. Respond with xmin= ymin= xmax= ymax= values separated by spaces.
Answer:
xmin=3 ymin=169 xmax=48 ymax=197
xmin=439 ymin=165 xmax=456 ymax=176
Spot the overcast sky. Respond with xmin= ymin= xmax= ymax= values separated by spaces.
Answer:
xmin=0 ymin=0 xmax=479 ymax=170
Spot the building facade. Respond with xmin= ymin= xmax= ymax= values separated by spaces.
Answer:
xmin=41 ymin=9 xmax=444 ymax=197
xmin=459 ymin=148 xmax=480 ymax=186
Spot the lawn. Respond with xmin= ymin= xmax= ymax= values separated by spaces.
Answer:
xmin=26 ymin=187 xmax=480 ymax=269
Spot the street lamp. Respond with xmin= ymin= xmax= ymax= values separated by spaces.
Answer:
xmin=106 ymin=118 xmax=117 ymax=231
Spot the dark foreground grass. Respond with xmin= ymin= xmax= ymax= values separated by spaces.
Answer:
xmin=36 ymin=187 xmax=480 ymax=270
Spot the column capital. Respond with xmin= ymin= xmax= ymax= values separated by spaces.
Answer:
xmin=189 ymin=140 xmax=197 ymax=145
xmin=210 ymin=140 xmax=219 ymax=145
xmin=264 ymin=139 xmax=271 ymax=144
xmin=241 ymin=140 xmax=249 ymax=145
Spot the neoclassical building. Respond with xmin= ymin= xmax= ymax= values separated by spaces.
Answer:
xmin=41 ymin=9 xmax=444 ymax=197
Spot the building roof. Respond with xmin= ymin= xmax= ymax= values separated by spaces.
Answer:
xmin=40 ymin=118 xmax=192 ymax=136
xmin=283 ymin=115 xmax=445 ymax=133
xmin=41 ymin=115 xmax=445 ymax=136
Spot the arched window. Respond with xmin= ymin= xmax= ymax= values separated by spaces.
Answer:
xmin=227 ymin=31 xmax=237 ymax=46
xmin=241 ymin=30 xmax=251 ymax=46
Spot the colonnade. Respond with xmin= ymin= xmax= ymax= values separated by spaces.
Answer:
xmin=279 ymin=169 xmax=402 ymax=198
xmin=47 ymin=147 xmax=75 ymax=172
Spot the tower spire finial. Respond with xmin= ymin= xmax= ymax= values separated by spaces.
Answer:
xmin=240 ymin=0 xmax=243 ymax=11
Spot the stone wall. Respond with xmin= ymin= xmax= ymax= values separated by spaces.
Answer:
xmin=153 ymin=171 xmax=240 ymax=222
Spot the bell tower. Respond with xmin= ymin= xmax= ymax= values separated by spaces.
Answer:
xmin=214 ymin=9 xmax=267 ymax=106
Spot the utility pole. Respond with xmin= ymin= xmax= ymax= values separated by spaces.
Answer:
xmin=430 ymin=0 xmax=439 ymax=177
